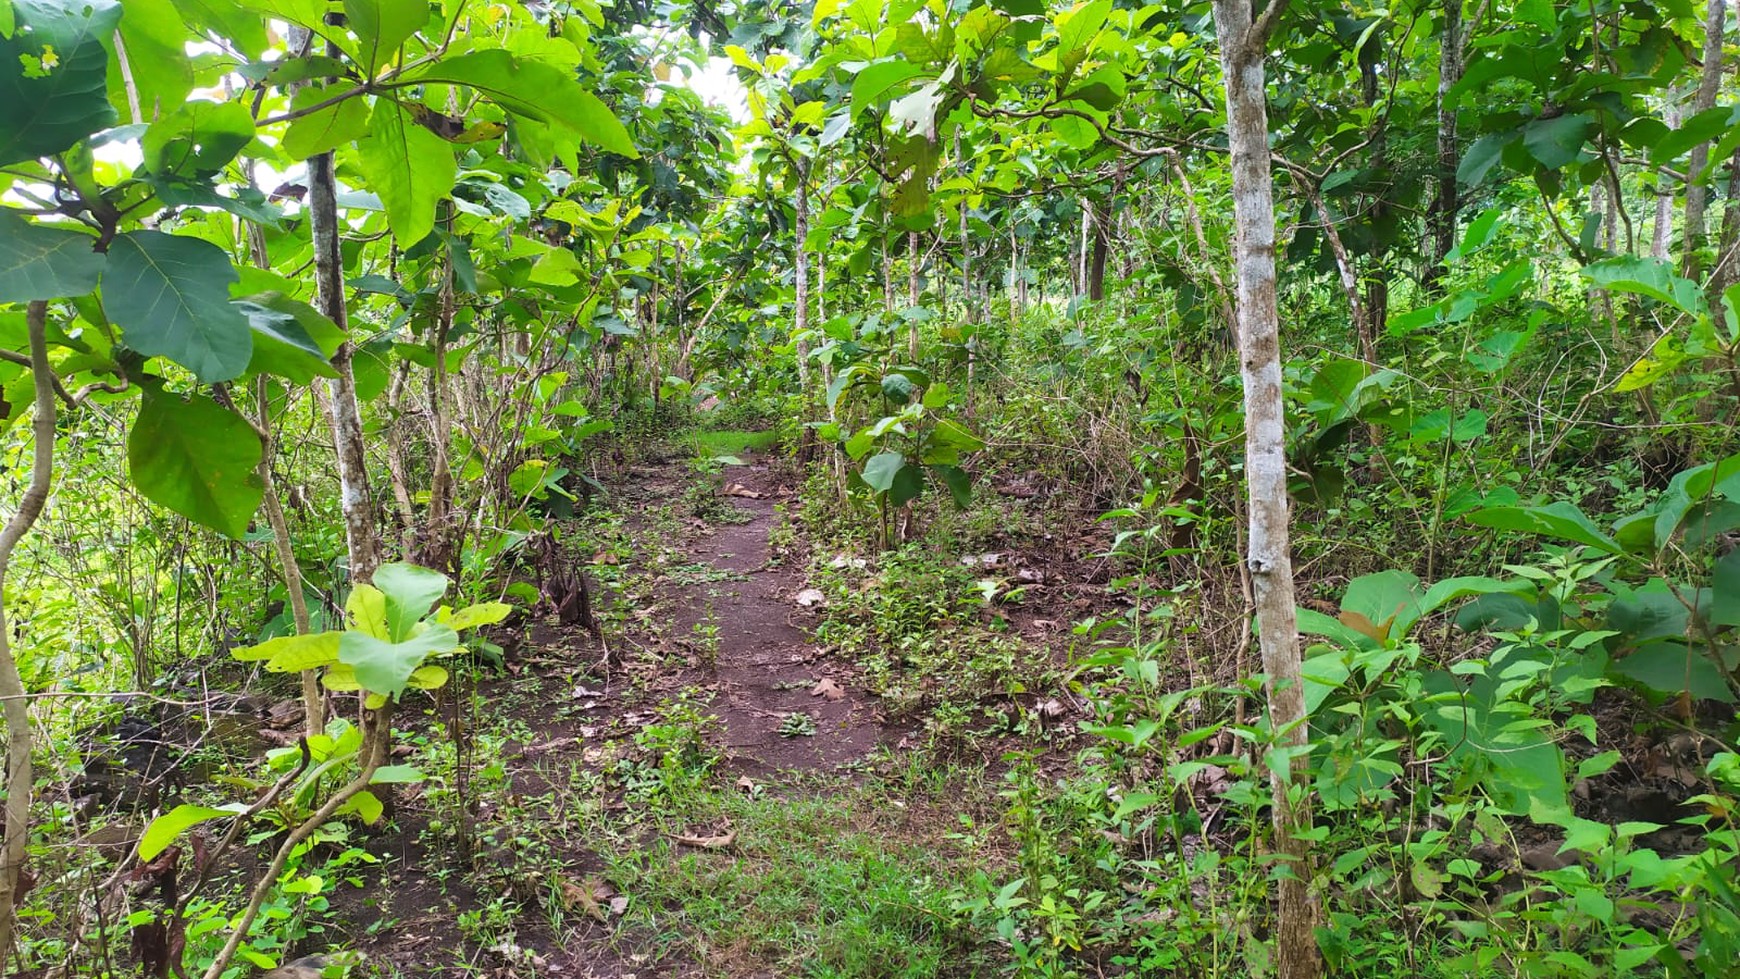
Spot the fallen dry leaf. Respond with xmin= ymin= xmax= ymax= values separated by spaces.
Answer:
xmin=673 ymin=829 xmax=735 ymax=849
xmin=591 ymin=550 xmax=619 ymax=565
xmin=560 ymin=879 xmax=609 ymax=922
xmin=722 ymin=482 xmax=764 ymax=499
xmin=810 ymin=678 xmax=845 ymax=701
xmin=794 ymin=588 xmax=825 ymax=607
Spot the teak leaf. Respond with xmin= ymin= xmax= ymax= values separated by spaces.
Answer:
xmin=127 ymin=389 xmax=264 ymax=539
xmin=103 ymin=231 xmax=252 ymax=383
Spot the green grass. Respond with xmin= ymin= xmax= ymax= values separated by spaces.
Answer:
xmin=605 ymin=781 xmax=991 ymax=978
xmin=686 ymin=428 xmax=780 ymax=461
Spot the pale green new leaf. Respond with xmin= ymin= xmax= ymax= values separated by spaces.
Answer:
xmin=439 ymin=601 xmax=512 ymax=632
xmin=336 ymin=788 xmax=384 ymax=824
xmin=321 ymin=662 xmax=360 ymax=691
xmin=406 ymin=664 xmax=448 ymax=689
xmin=338 ymin=624 xmax=461 ymax=699
xmin=373 ymin=562 xmax=449 ymax=641
xmin=230 ymin=631 xmax=341 ymax=671
xmin=139 ymin=803 xmax=248 ymax=861
xmin=346 ymin=584 xmax=389 ymax=639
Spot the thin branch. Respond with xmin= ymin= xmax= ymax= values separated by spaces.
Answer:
xmin=1252 ymin=0 xmax=1292 ymax=48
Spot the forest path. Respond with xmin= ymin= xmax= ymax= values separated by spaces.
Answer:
xmin=637 ymin=452 xmax=884 ymax=776
xmin=353 ymin=449 xmax=899 ymax=979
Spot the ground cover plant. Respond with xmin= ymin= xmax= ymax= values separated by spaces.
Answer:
xmin=1 ymin=0 xmax=1739 ymax=976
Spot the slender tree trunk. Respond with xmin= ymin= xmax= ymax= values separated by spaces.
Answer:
xmin=0 ymin=303 xmax=54 ymax=963
xmin=1655 ymin=99 xmax=1683 ymax=261
xmin=883 ymin=231 xmax=894 ymax=312
xmin=253 ymin=380 xmax=322 ymax=735
xmin=1684 ymin=0 xmax=1728 ymax=278
xmin=245 ymin=227 xmax=323 ymax=735
xmin=422 ymin=251 xmax=455 ymax=572
xmin=1077 ymin=205 xmax=1091 ymax=295
xmin=1426 ymin=0 xmax=1463 ymax=291
xmin=1714 ymin=147 xmax=1740 ymax=296
xmin=1306 ymin=182 xmax=1371 ymax=363
xmin=907 ymin=230 xmax=921 ymax=358
xmin=1713 ymin=56 xmax=1740 ymax=296
xmin=310 ymin=153 xmax=381 ymax=582
xmin=382 ymin=364 xmax=418 ymax=557
xmin=816 ymin=184 xmax=829 ymax=324
xmin=1089 ymin=199 xmax=1110 ymax=301
xmin=959 ymin=133 xmax=976 ymax=418
xmin=794 ymin=159 xmax=811 ymax=390
xmin=1213 ymin=3 xmax=1319 ymax=977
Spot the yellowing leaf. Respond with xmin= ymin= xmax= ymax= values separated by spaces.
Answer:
xmin=230 ymin=631 xmax=341 ymax=671
xmin=406 ymin=664 xmax=449 ymax=689
xmin=347 ymin=584 xmax=390 ymax=638
xmin=321 ymin=663 xmax=361 ymax=691
xmin=440 ymin=601 xmax=512 ymax=632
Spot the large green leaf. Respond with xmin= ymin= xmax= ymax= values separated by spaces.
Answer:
xmin=1520 ymin=113 xmax=1593 ymax=170
xmin=142 ymin=99 xmax=255 ymax=177
xmin=1054 ymin=0 xmax=1111 ymax=54
xmin=439 ymin=601 xmax=512 ymax=632
xmin=282 ymin=83 xmax=372 ymax=160
xmin=344 ymin=0 xmax=429 ymax=74
xmin=113 ymin=0 xmax=193 ymax=122
xmin=1420 ymin=668 xmax=1568 ymax=815
xmin=0 ymin=209 xmax=104 ymax=301
xmin=1648 ymin=105 xmax=1740 ymax=167
xmin=862 ymin=450 xmax=905 ymax=493
xmin=1340 ymin=570 xmax=1424 ymax=643
xmin=1652 ymin=452 xmax=1740 ymax=551
xmin=1713 ymin=550 xmax=1740 ymax=628
xmin=890 ymin=461 xmax=925 ymax=506
xmin=1610 ymin=642 xmax=1735 ymax=704
xmin=338 ymin=624 xmax=460 ymax=699
xmin=354 ymin=99 xmax=456 ymax=246
xmin=231 ymin=631 xmax=341 ymax=671
xmin=933 ymin=464 xmax=972 ymax=509
xmin=1581 ymin=256 xmax=1705 ymax=317
xmin=1456 ymin=132 xmax=1513 ymax=186
xmin=102 ymin=231 xmax=252 ymax=382
xmin=0 ymin=0 xmax=121 ymax=165
xmin=849 ymin=61 xmax=924 ymax=120
xmin=233 ymin=293 xmax=340 ymax=382
xmin=400 ymin=51 xmax=636 ymax=156
xmin=372 ymin=562 xmax=448 ymax=642
xmin=1465 ymin=502 xmax=1625 ymax=555
xmin=139 ymin=803 xmax=248 ymax=861
xmin=127 ymin=389 xmax=264 ymax=538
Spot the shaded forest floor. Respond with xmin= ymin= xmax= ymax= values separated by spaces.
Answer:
xmin=300 ymin=435 xmax=1730 ymax=979
xmin=331 ymin=439 xmax=1098 ymax=978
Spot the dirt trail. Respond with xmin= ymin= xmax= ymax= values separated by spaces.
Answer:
xmin=657 ymin=454 xmax=883 ymax=775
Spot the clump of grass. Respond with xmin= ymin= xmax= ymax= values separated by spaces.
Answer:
xmin=606 ymin=783 xmax=989 ymax=977
xmin=686 ymin=428 xmax=780 ymax=462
